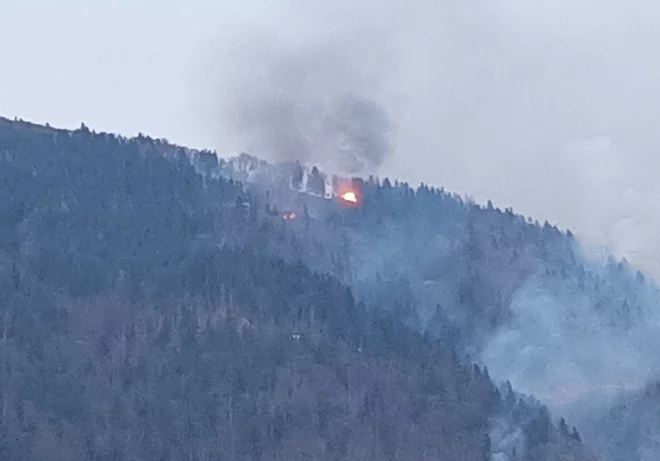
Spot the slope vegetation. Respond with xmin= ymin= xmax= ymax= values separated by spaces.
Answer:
xmin=0 ymin=117 xmax=597 ymax=460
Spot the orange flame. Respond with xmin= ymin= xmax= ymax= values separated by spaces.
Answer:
xmin=334 ymin=177 xmax=361 ymax=206
xmin=338 ymin=185 xmax=360 ymax=207
xmin=341 ymin=191 xmax=358 ymax=204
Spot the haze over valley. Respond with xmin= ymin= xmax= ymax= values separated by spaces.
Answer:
xmin=3 ymin=1 xmax=660 ymax=460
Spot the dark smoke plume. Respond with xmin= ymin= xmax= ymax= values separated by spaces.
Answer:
xmin=215 ymin=35 xmax=395 ymax=175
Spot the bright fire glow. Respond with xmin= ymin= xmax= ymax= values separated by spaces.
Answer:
xmin=341 ymin=191 xmax=358 ymax=204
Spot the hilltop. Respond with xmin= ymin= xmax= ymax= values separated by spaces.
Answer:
xmin=0 ymin=116 xmax=628 ymax=460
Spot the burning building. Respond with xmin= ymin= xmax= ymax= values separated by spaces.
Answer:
xmin=289 ymin=162 xmax=362 ymax=206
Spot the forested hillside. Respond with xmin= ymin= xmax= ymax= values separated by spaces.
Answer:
xmin=578 ymin=380 xmax=660 ymax=461
xmin=226 ymin=155 xmax=655 ymax=357
xmin=222 ymin=155 xmax=660 ymax=461
xmin=0 ymin=117 xmax=599 ymax=460
xmin=205 ymin=151 xmax=660 ymax=461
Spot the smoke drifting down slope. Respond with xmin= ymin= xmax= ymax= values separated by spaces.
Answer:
xmin=214 ymin=36 xmax=395 ymax=175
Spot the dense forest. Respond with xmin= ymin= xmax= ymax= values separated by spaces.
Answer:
xmin=216 ymin=151 xmax=660 ymax=461
xmin=0 ymin=116 xmax=611 ymax=460
xmin=219 ymin=151 xmax=656 ymax=356
xmin=576 ymin=380 xmax=660 ymax=461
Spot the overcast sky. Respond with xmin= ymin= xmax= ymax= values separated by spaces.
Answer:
xmin=3 ymin=0 xmax=660 ymax=278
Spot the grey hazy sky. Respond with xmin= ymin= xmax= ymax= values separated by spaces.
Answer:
xmin=3 ymin=0 xmax=660 ymax=278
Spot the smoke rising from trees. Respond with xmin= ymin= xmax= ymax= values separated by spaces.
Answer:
xmin=210 ymin=34 xmax=395 ymax=175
